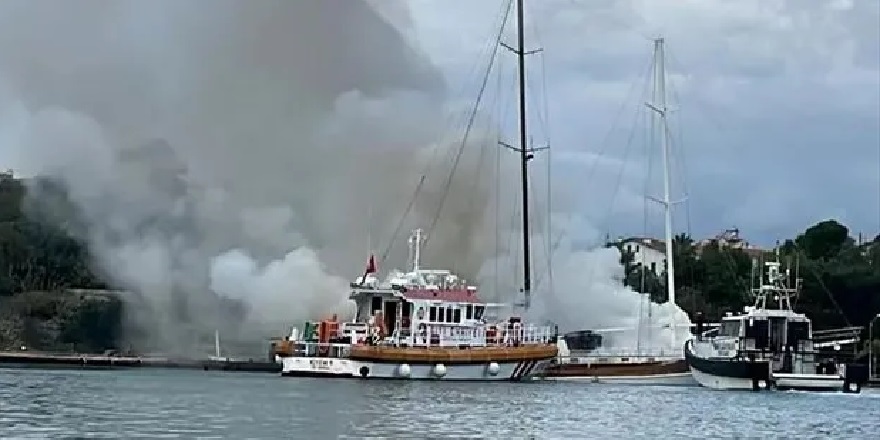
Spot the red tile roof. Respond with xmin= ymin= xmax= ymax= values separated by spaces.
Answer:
xmin=402 ymin=288 xmax=483 ymax=304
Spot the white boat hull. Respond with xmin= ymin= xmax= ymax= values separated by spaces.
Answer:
xmin=280 ymin=356 xmax=549 ymax=381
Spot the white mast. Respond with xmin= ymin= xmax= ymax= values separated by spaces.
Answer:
xmin=409 ymin=228 xmax=423 ymax=272
xmin=214 ymin=329 xmax=221 ymax=358
xmin=646 ymin=37 xmax=678 ymax=309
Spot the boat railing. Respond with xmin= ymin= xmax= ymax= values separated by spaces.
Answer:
xmin=400 ymin=323 xmax=556 ymax=348
xmin=565 ymin=347 xmax=680 ymax=360
xmin=288 ymin=342 xmax=352 ymax=358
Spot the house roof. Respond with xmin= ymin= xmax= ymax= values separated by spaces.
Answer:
xmin=618 ymin=237 xmax=666 ymax=253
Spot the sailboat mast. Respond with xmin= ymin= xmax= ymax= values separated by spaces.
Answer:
xmin=653 ymin=38 xmax=676 ymax=307
xmin=515 ymin=0 xmax=532 ymax=308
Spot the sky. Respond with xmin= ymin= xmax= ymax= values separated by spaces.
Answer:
xmin=405 ymin=0 xmax=880 ymax=247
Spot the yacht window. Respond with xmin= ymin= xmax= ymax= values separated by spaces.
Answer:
xmin=474 ymin=306 xmax=485 ymax=320
xmin=429 ymin=307 xmax=437 ymax=322
xmin=466 ymin=305 xmax=473 ymax=320
xmin=438 ymin=307 xmax=445 ymax=322
xmin=720 ymin=321 xmax=741 ymax=337
xmin=445 ymin=307 xmax=453 ymax=323
xmin=453 ymin=308 xmax=461 ymax=323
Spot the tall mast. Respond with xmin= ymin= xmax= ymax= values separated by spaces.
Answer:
xmin=516 ymin=0 xmax=532 ymax=308
xmin=647 ymin=38 xmax=677 ymax=309
xmin=500 ymin=0 xmax=541 ymax=309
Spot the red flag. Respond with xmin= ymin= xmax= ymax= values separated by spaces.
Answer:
xmin=365 ymin=254 xmax=377 ymax=274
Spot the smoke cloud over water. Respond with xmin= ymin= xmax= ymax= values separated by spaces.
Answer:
xmin=0 ymin=0 xmax=691 ymax=354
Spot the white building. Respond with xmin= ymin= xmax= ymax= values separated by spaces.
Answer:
xmin=615 ymin=237 xmax=666 ymax=276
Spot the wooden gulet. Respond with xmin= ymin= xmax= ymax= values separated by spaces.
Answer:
xmin=541 ymin=38 xmax=695 ymax=385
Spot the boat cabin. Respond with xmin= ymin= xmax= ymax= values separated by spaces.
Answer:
xmin=708 ymin=308 xmax=813 ymax=357
xmin=349 ymin=268 xmax=511 ymax=347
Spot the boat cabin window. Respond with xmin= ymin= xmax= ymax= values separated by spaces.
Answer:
xmin=429 ymin=306 xmax=437 ymax=322
xmin=445 ymin=308 xmax=453 ymax=323
xmin=371 ymin=296 xmax=382 ymax=314
xmin=746 ymin=319 xmax=769 ymax=349
xmin=453 ymin=308 xmax=461 ymax=323
xmin=474 ymin=306 xmax=485 ymax=320
xmin=719 ymin=320 xmax=741 ymax=337
xmin=787 ymin=321 xmax=810 ymax=348
xmin=466 ymin=305 xmax=473 ymax=320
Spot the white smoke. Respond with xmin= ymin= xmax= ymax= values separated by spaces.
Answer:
xmin=0 ymin=0 xmax=692 ymax=355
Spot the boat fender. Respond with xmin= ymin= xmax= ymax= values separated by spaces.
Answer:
xmin=486 ymin=362 xmax=500 ymax=376
xmin=359 ymin=366 xmax=370 ymax=378
xmin=843 ymin=381 xmax=860 ymax=394
xmin=433 ymin=363 xmax=447 ymax=378
xmin=398 ymin=363 xmax=411 ymax=378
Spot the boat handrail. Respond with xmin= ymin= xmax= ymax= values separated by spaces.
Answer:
xmin=565 ymin=348 xmax=680 ymax=359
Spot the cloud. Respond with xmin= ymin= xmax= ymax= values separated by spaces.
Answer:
xmin=408 ymin=0 xmax=879 ymax=244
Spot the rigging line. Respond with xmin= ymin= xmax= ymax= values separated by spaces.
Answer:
xmin=665 ymin=47 xmax=844 ymax=320
xmin=580 ymin=54 xmax=657 ymax=192
xmin=545 ymin=52 xmax=655 ymax=258
xmin=424 ymin=0 xmax=513 ymax=248
xmin=791 ymin=245 xmax=853 ymax=328
xmin=535 ymin=72 xmax=652 ymax=293
xmin=556 ymin=64 xmax=653 ymax=304
xmin=518 ymin=38 xmax=554 ymax=296
xmin=662 ymin=55 xmax=748 ymax=302
xmin=665 ymin=55 xmax=699 ymax=306
xmin=564 ymin=0 xmax=656 ymax=43
xmin=378 ymin=0 xmax=512 ymax=262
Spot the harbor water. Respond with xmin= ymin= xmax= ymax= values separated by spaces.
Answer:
xmin=1 ymin=367 xmax=878 ymax=439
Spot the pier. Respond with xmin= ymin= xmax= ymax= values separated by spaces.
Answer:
xmin=0 ymin=351 xmax=281 ymax=373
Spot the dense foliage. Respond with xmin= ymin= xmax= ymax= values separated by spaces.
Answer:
xmin=618 ymin=221 xmax=880 ymax=331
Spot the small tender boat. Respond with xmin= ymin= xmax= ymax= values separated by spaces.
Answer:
xmin=684 ymin=250 xmax=869 ymax=393
xmin=271 ymin=229 xmax=557 ymax=381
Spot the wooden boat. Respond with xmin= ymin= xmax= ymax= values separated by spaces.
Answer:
xmin=541 ymin=38 xmax=694 ymax=386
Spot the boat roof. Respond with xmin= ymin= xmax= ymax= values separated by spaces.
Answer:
xmin=401 ymin=288 xmax=482 ymax=303
xmin=722 ymin=307 xmax=809 ymax=322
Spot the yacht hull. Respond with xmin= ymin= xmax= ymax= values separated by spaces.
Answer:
xmin=684 ymin=340 xmax=772 ymax=390
xmin=280 ymin=356 xmax=550 ymax=381
xmin=684 ymin=340 xmax=865 ymax=393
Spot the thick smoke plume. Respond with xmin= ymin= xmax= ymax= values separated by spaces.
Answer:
xmin=0 ymin=0 xmax=515 ymax=355
xmin=0 ymin=0 xmax=690 ymax=355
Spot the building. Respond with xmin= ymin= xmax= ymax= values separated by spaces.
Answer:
xmin=696 ymin=228 xmax=765 ymax=259
xmin=612 ymin=237 xmax=667 ymax=276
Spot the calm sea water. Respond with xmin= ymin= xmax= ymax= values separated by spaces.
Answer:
xmin=1 ymin=367 xmax=878 ymax=439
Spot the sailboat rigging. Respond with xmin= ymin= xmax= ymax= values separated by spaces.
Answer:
xmin=542 ymin=37 xmax=694 ymax=385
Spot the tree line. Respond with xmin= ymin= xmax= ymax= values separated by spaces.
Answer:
xmin=617 ymin=220 xmax=880 ymax=331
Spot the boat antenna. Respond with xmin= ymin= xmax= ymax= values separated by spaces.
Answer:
xmin=499 ymin=0 xmax=545 ymax=309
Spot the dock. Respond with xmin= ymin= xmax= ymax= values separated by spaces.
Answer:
xmin=0 ymin=351 xmax=281 ymax=373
